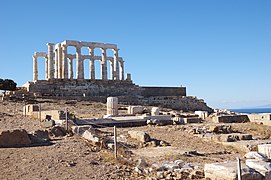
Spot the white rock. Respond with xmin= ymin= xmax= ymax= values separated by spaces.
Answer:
xmin=246 ymin=159 xmax=271 ymax=176
xmin=244 ymin=151 xmax=269 ymax=161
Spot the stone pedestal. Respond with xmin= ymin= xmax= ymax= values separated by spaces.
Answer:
xmin=107 ymin=97 xmax=118 ymax=116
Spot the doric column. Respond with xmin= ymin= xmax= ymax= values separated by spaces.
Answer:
xmin=89 ymin=47 xmax=95 ymax=80
xmin=110 ymin=59 xmax=114 ymax=80
xmin=119 ymin=60 xmax=124 ymax=80
xmin=45 ymin=57 xmax=48 ymax=80
xmin=101 ymin=48 xmax=107 ymax=80
xmin=54 ymin=48 xmax=59 ymax=78
xmin=62 ymin=44 xmax=68 ymax=79
xmin=33 ymin=56 xmax=38 ymax=81
xmin=69 ymin=58 xmax=73 ymax=79
xmin=76 ymin=46 xmax=84 ymax=80
xmin=113 ymin=49 xmax=119 ymax=80
xmin=46 ymin=43 xmax=55 ymax=80
xmin=57 ymin=44 xmax=63 ymax=78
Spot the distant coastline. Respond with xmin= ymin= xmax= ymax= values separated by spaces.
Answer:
xmin=230 ymin=108 xmax=271 ymax=114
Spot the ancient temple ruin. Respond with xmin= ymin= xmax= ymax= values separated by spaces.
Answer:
xmin=32 ymin=40 xmax=127 ymax=81
xmin=21 ymin=40 xmax=212 ymax=112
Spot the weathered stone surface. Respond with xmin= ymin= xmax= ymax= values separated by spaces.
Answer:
xmin=211 ymin=115 xmax=249 ymax=123
xmin=246 ymin=159 xmax=271 ymax=176
xmin=82 ymin=129 xmax=101 ymax=144
xmin=258 ymin=144 xmax=271 ymax=159
xmin=205 ymin=161 xmax=263 ymax=180
xmin=183 ymin=117 xmax=201 ymax=124
xmin=0 ymin=129 xmax=31 ymax=147
xmin=128 ymin=130 xmax=151 ymax=143
xmin=244 ymin=151 xmax=269 ymax=161
xmin=127 ymin=106 xmax=144 ymax=114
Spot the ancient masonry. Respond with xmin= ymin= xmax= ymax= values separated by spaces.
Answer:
xmin=23 ymin=40 xmax=213 ymax=112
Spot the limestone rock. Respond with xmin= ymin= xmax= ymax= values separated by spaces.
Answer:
xmin=128 ymin=130 xmax=151 ymax=143
xmin=0 ymin=129 xmax=31 ymax=147
xmin=82 ymin=129 xmax=101 ymax=143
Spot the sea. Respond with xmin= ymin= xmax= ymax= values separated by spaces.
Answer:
xmin=230 ymin=108 xmax=271 ymax=114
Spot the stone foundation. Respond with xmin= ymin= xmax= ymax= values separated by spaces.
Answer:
xmin=20 ymin=79 xmax=213 ymax=112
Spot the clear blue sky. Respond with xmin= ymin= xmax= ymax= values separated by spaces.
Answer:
xmin=0 ymin=0 xmax=270 ymax=109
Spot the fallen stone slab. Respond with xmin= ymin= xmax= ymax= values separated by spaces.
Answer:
xmin=246 ymin=159 xmax=271 ymax=177
xmin=0 ymin=129 xmax=31 ymax=147
xmin=128 ymin=130 xmax=151 ymax=143
xmin=204 ymin=161 xmax=263 ymax=180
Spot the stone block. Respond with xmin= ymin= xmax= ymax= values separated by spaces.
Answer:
xmin=213 ymin=115 xmax=249 ymax=123
xmin=183 ymin=117 xmax=201 ymax=124
xmin=127 ymin=106 xmax=144 ymax=115
xmin=246 ymin=159 xmax=271 ymax=176
xmin=128 ymin=130 xmax=151 ymax=143
xmin=244 ymin=151 xmax=268 ymax=161
xmin=0 ymin=129 xmax=31 ymax=147
xmin=258 ymin=144 xmax=271 ymax=159
xmin=205 ymin=161 xmax=263 ymax=180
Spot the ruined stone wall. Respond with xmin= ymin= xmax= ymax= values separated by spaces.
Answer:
xmin=140 ymin=96 xmax=213 ymax=113
xmin=23 ymin=80 xmax=212 ymax=112
xmin=141 ymin=87 xmax=186 ymax=97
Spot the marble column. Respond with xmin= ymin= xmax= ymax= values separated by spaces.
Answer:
xmin=113 ymin=49 xmax=119 ymax=80
xmin=110 ymin=59 xmax=114 ymax=80
xmin=46 ymin=43 xmax=54 ymax=80
xmin=69 ymin=58 xmax=73 ymax=79
xmin=33 ymin=56 xmax=38 ymax=81
xmin=45 ymin=57 xmax=48 ymax=80
xmin=119 ymin=60 xmax=124 ymax=80
xmin=101 ymin=48 xmax=107 ymax=80
xmin=54 ymin=48 xmax=59 ymax=78
xmin=76 ymin=46 xmax=84 ymax=80
xmin=89 ymin=47 xmax=95 ymax=80
xmin=57 ymin=44 xmax=63 ymax=79
xmin=62 ymin=44 xmax=68 ymax=79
